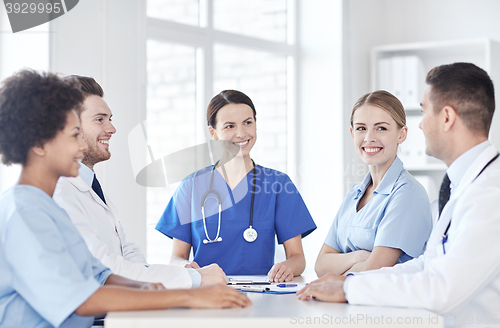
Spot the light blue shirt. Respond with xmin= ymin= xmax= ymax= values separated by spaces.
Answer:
xmin=447 ymin=140 xmax=491 ymax=194
xmin=325 ymin=156 xmax=432 ymax=263
xmin=79 ymin=163 xmax=94 ymax=187
xmin=78 ymin=164 xmax=201 ymax=287
xmin=0 ymin=185 xmax=112 ymax=328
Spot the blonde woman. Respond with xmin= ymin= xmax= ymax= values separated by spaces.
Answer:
xmin=315 ymin=90 xmax=432 ymax=277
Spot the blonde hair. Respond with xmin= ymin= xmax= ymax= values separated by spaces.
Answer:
xmin=350 ymin=90 xmax=406 ymax=128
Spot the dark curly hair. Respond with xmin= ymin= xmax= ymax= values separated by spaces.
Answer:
xmin=0 ymin=70 xmax=84 ymax=165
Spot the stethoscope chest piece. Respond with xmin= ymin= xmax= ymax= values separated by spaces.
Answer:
xmin=243 ymin=227 xmax=258 ymax=242
xmin=202 ymin=159 xmax=259 ymax=244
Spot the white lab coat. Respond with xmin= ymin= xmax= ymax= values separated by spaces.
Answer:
xmin=346 ymin=145 xmax=500 ymax=326
xmin=53 ymin=175 xmax=193 ymax=289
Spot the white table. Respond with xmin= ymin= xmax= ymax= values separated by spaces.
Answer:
xmin=105 ymin=276 xmax=443 ymax=328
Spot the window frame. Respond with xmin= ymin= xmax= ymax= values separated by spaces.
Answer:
xmin=146 ymin=0 xmax=299 ymax=178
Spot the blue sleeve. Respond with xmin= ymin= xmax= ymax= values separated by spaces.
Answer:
xmin=156 ymin=181 xmax=193 ymax=245
xmin=324 ymin=211 xmax=342 ymax=252
xmin=187 ymin=268 xmax=201 ymax=287
xmin=374 ymin=183 xmax=433 ymax=258
xmin=4 ymin=210 xmax=101 ymax=328
xmin=90 ymin=255 xmax=112 ymax=284
xmin=274 ymin=175 xmax=317 ymax=244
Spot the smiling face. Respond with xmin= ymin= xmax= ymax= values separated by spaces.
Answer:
xmin=43 ymin=110 xmax=87 ymax=178
xmin=209 ymin=103 xmax=257 ymax=158
xmin=80 ymin=95 xmax=116 ymax=169
xmin=351 ymin=104 xmax=407 ymax=171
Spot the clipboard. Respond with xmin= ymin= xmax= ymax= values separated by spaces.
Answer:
xmin=236 ymin=283 xmax=306 ymax=294
xmin=227 ymin=280 xmax=271 ymax=285
xmin=227 ymin=275 xmax=270 ymax=285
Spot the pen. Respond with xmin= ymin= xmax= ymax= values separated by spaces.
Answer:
xmin=276 ymin=284 xmax=297 ymax=287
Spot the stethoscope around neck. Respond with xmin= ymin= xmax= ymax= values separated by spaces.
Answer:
xmin=201 ymin=159 xmax=257 ymax=244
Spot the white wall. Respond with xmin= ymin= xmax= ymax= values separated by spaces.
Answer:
xmin=343 ymin=0 xmax=500 ymax=186
xmin=50 ymin=0 xmax=148 ymax=251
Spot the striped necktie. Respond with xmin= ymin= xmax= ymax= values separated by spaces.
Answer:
xmin=438 ymin=173 xmax=450 ymax=218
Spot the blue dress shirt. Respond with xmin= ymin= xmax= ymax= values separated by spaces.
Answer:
xmin=325 ymin=156 xmax=432 ymax=263
xmin=447 ymin=140 xmax=490 ymax=194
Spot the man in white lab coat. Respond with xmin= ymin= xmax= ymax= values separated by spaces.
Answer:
xmin=54 ymin=76 xmax=227 ymax=289
xmin=298 ymin=62 xmax=500 ymax=326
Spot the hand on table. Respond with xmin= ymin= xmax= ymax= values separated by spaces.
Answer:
xmin=187 ymin=285 xmax=252 ymax=308
xmin=197 ymin=263 xmax=229 ymax=286
xmin=184 ymin=261 xmax=201 ymax=269
xmin=296 ymin=273 xmax=347 ymax=303
xmin=267 ymin=263 xmax=294 ymax=283
xmin=140 ymin=282 xmax=166 ymax=290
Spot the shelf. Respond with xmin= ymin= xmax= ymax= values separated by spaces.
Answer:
xmin=372 ymin=38 xmax=491 ymax=57
xmin=371 ymin=38 xmax=500 ymax=202
xmin=404 ymin=164 xmax=447 ymax=172
xmin=405 ymin=107 xmax=422 ymax=115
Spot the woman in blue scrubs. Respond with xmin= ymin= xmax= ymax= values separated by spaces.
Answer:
xmin=0 ymin=71 xmax=250 ymax=328
xmin=156 ymin=90 xmax=316 ymax=282
xmin=315 ymin=90 xmax=432 ymax=277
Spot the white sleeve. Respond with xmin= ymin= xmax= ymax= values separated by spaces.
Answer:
xmin=54 ymin=179 xmax=193 ymax=289
xmin=352 ymin=254 xmax=425 ymax=277
xmin=346 ymin=181 xmax=500 ymax=314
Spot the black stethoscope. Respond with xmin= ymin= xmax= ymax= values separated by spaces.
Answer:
xmin=441 ymin=152 xmax=499 ymax=254
xmin=201 ymin=159 xmax=257 ymax=244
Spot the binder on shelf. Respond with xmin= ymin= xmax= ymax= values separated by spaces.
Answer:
xmin=377 ymin=57 xmax=393 ymax=93
xmin=399 ymin=116 xmax=426 ymax=168
xmin=391 ymin=56 xmax=405 ymax=103
xmin=376 ymin=55 xmax=424 ymax=109
xmin=403 ymin=56 xmax=424 ymax=108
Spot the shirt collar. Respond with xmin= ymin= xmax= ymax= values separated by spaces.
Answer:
xmin=79 ymin=163 xmax=95 ymax=188
xmin=355 ymin=156 xmax=403 ymax=199
xmin=375 ymin=156 xmax=404 ymax=195
xmin=447 ymin=140 xmax=490 ymax=192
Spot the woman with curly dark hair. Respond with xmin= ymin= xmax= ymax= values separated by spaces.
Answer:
xmin=0 ymin=70 xmax=250 ymax=328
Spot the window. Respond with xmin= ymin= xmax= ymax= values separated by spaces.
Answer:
xmin=145 ymin=0 xmax=296 ymax=263
xmin=147 ymin=0 xmax=200 ymax=26
xmin=213 ymin=0 xmax=287 ymax=42
xmin=145 ymin=40 xmax=198 ymax=262
xmin=0 ymin=13 xmax=49 ymax=193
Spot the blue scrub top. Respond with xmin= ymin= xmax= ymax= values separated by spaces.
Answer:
xmin=0 ymin=185 xmax=112 ymax=328
xmin=156 ymin=164 xmax=317 ymax=275
xmin=325 ymin=157 xmax=432 ymax=262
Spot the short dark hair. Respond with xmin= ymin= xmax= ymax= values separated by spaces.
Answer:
xmin=207 ymin=90 xmax=256 ymax=127
xmin=0 ymin=70 xmax=84 ymax=165
xmin=66 ymin=75 xmax=104 ymax=116
xmin=426 ymin=62 xmax=495 ymax=136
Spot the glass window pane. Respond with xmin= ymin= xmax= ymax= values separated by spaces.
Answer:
xmin=0 ymin=18 xmax=48 ymax=193
xmin=214 ymin=44 xmax=288 ymax=172
xmin=214 ymin=0 xmax=287 ymax=42
xmin=146 ymin=40 xmax=197 ymax=263
xmin=147 ymin=0 xmax=199 ymax=26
